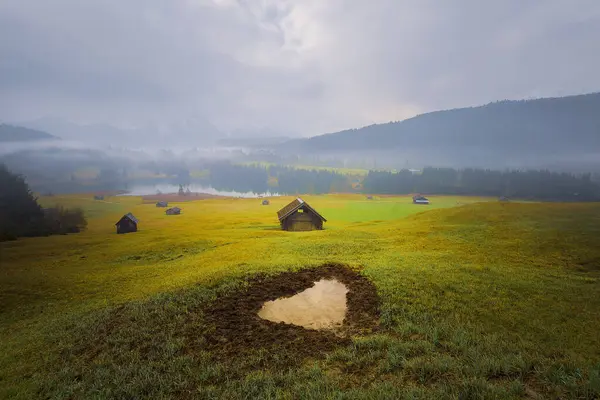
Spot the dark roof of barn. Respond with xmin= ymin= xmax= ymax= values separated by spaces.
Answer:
xmin=277 ymin=198 xmax=326 ymax=222
xmin=116 ymin=212 xmax=138 ymax=225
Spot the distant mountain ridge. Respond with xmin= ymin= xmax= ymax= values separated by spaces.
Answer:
xmin=284 ymin=92 xmax=600 ymax=169
xmin=23 ymin=116 xmax=222 ymax=147
xmin=0 ymin=124 xmax=58 ymax=142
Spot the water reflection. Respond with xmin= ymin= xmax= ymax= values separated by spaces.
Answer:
xmin=120 ymin=184 xmax=279 ymax=198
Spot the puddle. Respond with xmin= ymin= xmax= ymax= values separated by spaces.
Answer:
xmin=258 ymin=279 xmax=349 ymax=330
xmin=202 ymin=263 xmax=380 ymax=364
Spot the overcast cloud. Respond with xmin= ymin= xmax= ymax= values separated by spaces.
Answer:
xmin=1 ymin=0 xmax=599 ymax=137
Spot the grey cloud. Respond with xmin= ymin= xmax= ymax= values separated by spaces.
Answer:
xmin=1 ymin=0 xmax=599 ymax=138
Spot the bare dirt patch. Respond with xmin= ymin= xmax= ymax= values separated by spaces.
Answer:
xmin=188 ymin=263 xmax=380 ymax=368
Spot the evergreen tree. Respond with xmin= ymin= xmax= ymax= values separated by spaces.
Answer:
xmin=362 ymin=167 xmax=599 ymax=201
xmin=0 ymin=164 xmax=46 ymax=240
xmin=0 ymin=164 xmax=88 ymax=241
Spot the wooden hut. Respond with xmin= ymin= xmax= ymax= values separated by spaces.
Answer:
xmin=115 ymin=213 xmax=138 ymax=234
xmin=262 ymin=199 xmax=270 ymax=205
xmin=277 ymin=198 xmax=326 ymax=231
xmin=412 ymin=195 xmax=430 ymax=205
xmin=165 ymin=207 xmax=181 ymax=215
xmin=156 ymin=201 xmax=168 ymax=207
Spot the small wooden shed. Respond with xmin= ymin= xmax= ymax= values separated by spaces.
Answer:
xmin=166 ymin=207 xmax=181 ymax=215
xmin=115 ymin=213 xmax=138 ymax=234
xmin=262 ymin=199 xmax=270 ymax=205
xmin=277 ymin=198 xmax=326 ymax=231
xmin=156 ymin=201 xmax=168 ymax=207
xmin=412 ymin=195 xmax=430 ymax=205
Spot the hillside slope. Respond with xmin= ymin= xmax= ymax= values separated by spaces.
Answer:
xmin=1 ymin=195 xmax=599 ymax=398
xmin=285 ymin=93 xmax=600 ymax=168
xmin=0 ymin=124 xmax=57 ymax=142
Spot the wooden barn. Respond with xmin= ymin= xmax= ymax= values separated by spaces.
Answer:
xmin=165 ymin=207 xmax=181 ymax=215
xmin=156 ymin=201 xmax=168 ymax=207
xmin=115 ymin=213 xmax=138 ymax=234
xmin=412 ymin=195 xmax=430 ymax=205
xmin=262 ymin=199 xmax=270 ymax=205
xmin=277 ymin=198 xmax=326 ymax=231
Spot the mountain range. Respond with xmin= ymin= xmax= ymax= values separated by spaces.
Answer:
xmin=0 ymin=124 xmax=58 ymax=142
xmin=283 ymin=92 xmax=600 ymax=169
xmin=3 ymin=92 xmax=600 ymax=171
xmin=21 ymin=117 xmax=222 ymax=148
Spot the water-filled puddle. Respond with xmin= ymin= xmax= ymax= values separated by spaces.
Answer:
xmin=257 ymin=279 xmax=349 ymax=330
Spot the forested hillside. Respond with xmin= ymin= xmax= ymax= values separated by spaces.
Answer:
xmin=285 ymin=93 xmax=600 ymax=169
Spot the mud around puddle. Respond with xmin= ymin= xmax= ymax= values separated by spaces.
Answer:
xmin=194 ymin=263 xmax=380 ymax=367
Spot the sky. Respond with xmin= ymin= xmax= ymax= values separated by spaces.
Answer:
xmin=1 ymin=0 xmax=600 ymax=137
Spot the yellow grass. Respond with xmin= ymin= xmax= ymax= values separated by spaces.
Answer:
xmin=1 ymin=194 xmax=599 ymax=398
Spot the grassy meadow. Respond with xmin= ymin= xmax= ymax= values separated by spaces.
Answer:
xmin=1 ymin=194 xmax=600 ymax=399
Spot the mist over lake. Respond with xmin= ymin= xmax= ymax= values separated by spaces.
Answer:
xmin=122 ymin=183 xmax=279 ymax=198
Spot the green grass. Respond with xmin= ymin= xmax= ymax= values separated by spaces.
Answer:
xmin=319 ymin=195 xmax=488 ymax=222
xmin=1 ymin=194 xmax=599 ymax=399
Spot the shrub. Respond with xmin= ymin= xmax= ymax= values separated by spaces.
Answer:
xmin=43 ymin=206 xmax=87 ymax=235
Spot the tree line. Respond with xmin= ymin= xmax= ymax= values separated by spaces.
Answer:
xmin=206 ymin=162 xmax=600 ymax=200
xmin=0 ymin=165 xmax=87 ymax=241
xmin=268 ymin=165 xmax=349 ymax=194
xmin=362 ymin=168 xmax=600 ymax=201
xmin=206 ymin=162 xmax=351 ymax=194
xmin=208 ymin=162 xmax=270 ymax=193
